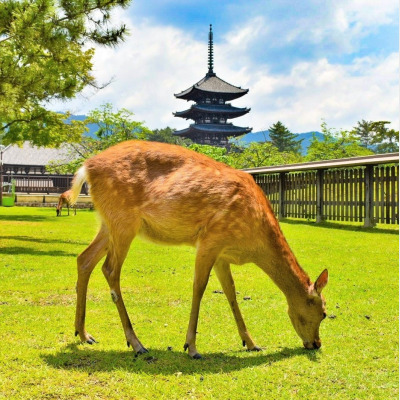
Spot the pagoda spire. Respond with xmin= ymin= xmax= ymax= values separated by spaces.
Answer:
xmin=207 ymin=24 xmax=215 ymax=76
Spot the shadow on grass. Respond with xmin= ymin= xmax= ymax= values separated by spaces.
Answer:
xmin=42 ymin=343 xmax=320 ymax=375
xmin=280 ymin=218 xmax=399 ymax=235
xmin=0 ymin=245 xmax=77 ymax=257
xmin=0 ymin=214 xmax=52 ymax=222
xmin=0 ymin=235 xmax=87 ymax=246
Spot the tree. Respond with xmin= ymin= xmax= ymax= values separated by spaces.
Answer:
xmin=188 ymin=144 xmax=231 ymax=165
xmin=353 ymin=119 xmax=374 ymax=149
xmin=46 ymin=104 xmax=151 ymax=174
xmin=0 ymin=0 xmax=131 ymax=146
xmin=370 ymin=121 xmax=399 ymax=153
xmin=306 ymin=121 xmax=373 ymax=162
xmin=268 ymin=121 xmax=303 ymax=154
xmin=86 ymin=104 xmax=150 ymax=146
xmin=229 ymin=142 xmax=301 ymax=169
xmin=147 ymin=127 xmax=192 ymax=146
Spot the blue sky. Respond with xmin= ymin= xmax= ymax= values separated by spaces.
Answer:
xmin=54 ymin=0 xmax=399 ymax=133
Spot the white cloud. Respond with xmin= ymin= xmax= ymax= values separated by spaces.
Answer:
xmin=340 ymin=0 xmax=398 ymax=27
xmin=242 ymin=52 xmax=399 ymax=132
xmin=52 ymin=10 xmax=398 ymax=134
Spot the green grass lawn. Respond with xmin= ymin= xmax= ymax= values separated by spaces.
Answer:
xmin=0 ymin=207 xmax=398 ymax=399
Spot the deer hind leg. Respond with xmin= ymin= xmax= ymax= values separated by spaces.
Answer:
xmin=184 ymin=246 xmax=218 ymax=359
xmin=75 ymin=223 xmax=109 ymax=343
xmin=213 ymin=259 xmax=261 ymax=352
xmin=101 ymin=229 xmax=147 ymax=355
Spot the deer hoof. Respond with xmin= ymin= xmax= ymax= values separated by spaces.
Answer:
xmin=247 ymin=345 xmax=262 ymax=352
xmin=136 ymin=347 xmax=148 ymax=355
xmin=192 ymin=353 xmax=202 ymax=360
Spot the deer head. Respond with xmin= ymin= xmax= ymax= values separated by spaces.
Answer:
xmin=287 ymin=269 xmax=329 ymax=349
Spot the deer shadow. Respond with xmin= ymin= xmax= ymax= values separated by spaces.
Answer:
xmin=41 ymin=343 xmax=320 ymax=375
xmin=0 ymin=214 xmax=50 ymax=222
xmin=0 ymin=245 xmax=77 ymax=257
xmin=0 ymin=235 xmax=87 ymax=246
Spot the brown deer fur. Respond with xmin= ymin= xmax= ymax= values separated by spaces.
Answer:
xmin=69 ymin=140 xmax=328 ymax=358
xmin=56 ymin=190 xmax=76 ymax=216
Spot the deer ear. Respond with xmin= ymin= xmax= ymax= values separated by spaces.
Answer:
xmin=314 ymin=269 xmax=328 ymax=295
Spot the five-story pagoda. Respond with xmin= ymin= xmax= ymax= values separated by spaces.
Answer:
xmin=173 ymin=25 xmax=252 ymax=147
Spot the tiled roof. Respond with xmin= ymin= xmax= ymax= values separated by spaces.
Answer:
xmin=175 ymin=74 xmax=248 ymax=100
xmin=174 ymin=123 xmax=252 ymax=137
xmin=2 ymin=142 xmax=74 ymax=166
xmin=176 ymin=104 xmax=249 ymax=114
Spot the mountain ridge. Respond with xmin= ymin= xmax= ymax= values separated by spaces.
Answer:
xmin=232 ymin=130 xmax=324 ymax=155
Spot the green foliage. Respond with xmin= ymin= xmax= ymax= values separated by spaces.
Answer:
xmin=370 ymin=121 xmax=399 ymax=153
xmin=147 ymin=127 xmax=192 ymax=146
xmin=188 ymin=143 xmax=231 ymax=164
xmin=229 ymin=142 xmax=301 ymax=169
xmin=0 ymin=0 xmax=131 ymax=146
xmin=353 ymin=119 xmax=375 ymax=149
xmin=46 ymin=104 xmax=151 ymax=174
xmin=188 ymin=142 xmax=301 ymax=169
xmin=0 ymin=207 xmax=398 ymax=399
xmin=268 ymin=121 xmax=303 ymax=154
xmin=306 ymin=122 xmax=374 ymax=161
xmin=353 ymin=120 xmax=399 ymax=153
xmin=87 ymin=103 xmax=150 ymax=145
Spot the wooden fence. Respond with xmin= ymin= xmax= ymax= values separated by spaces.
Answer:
xmin=244 ymin=153 xmax=399 ymax=227
xmin=1 ymin=174 xmax=87 ymax=195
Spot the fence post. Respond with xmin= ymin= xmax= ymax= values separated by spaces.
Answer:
xmin=278 ymin=172 xmax=286 ymax=220
xmin=364 ymin=165 xmax=375 ymax=227
xmin=316 ymin=169 xmax=324 ymax=223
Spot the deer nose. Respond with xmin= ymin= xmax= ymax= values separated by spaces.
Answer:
xmin=313 ymin=340 xmax=321 ymax=349
xmin=303 ymin=340 xmax=321 ymax=350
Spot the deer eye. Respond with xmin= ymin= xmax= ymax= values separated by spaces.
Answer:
xmin=322 ymin=312 xmax=327 ymax=320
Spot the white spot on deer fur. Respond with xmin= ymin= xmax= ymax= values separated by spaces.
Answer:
xmin=111 ymin=290 xmax=119 ymax=303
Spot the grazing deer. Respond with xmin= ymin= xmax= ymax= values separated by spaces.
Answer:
xmin=69 ymin=141 xmax=328 ymax=359
xmin=56 ymin=190 xmax=76 ymax=216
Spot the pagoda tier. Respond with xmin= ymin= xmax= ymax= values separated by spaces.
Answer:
xmin=174 ymin=123 xmax=252 ymax=146
xmin=174 ymin=73 xmax=249 ymax=102
xmin=173 ymin=25 xmax=252 ymax=147
xmin=174 ymin=104 xmax=250 ymax=121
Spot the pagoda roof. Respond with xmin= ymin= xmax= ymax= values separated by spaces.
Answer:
xmin=174 ymin=104 xmax=250 ymax=119
xmin=175 ymin=73 xmax=249 ymax=101
xmin=174 ymin=123 xmax=252 ymax=138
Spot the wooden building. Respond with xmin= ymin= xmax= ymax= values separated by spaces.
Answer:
xmin=1 ymin=142 xmax=76 ymax=194
xmin=173 ymin=25 xmax=252 ymax=147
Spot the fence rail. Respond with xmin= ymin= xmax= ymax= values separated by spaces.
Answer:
xmin=245 ymin=153 xmax=399 ymax=227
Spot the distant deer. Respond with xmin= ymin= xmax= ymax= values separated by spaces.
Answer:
xmin=69 ymin=141 xmax=328 ymax=359
xmin=56 ymin=190 xmax=76 ymax=216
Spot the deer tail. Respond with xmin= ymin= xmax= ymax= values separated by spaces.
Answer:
xmin=70 ymin=166 xmax=87 ymax=206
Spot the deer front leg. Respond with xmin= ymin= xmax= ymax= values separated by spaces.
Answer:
xmin=213 ymin=259 xmax=261 ymax=352
xmin=75 ymin=225 xmax=108 ymax=343
xmin=184 ymin=249 xmax=217 ymax=359
xmin=101 ymin=240 xmax=147 ymax=355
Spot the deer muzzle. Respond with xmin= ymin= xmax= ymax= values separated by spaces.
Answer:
xmin=303 ymin=339 xmax=321 ymax=350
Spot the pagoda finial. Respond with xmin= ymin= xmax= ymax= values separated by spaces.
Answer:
xmin=208 ymin=24 xmax=214 ymax=75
